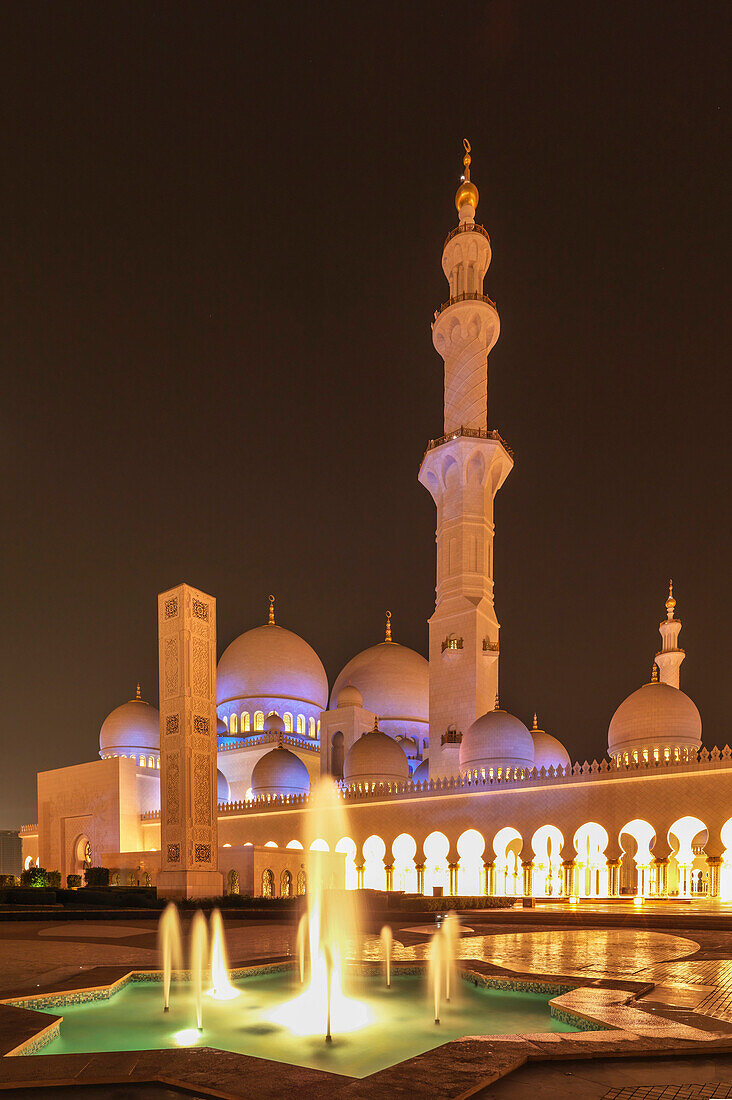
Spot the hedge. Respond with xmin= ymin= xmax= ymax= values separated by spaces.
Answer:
xmin=20 ymin=867 xmax=48 ymax=887
xmin=84 ymin=866 xmax=110 ymax=887
xmin=0 ymin=888 xmax=57 ymax=904
xmin=66 ymin=874 xmax=82 ymax=888
xmin=0 ymin=875 xmax=18 ymax=888
xmin=385 ymin=894 xmax=516 ymax=911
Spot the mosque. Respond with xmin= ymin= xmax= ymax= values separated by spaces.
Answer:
xmin=20 ymin=144 xmax=732 ymax=904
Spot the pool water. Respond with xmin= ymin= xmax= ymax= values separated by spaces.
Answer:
xmin=36 ymin=972 xmax=577 ymax=1078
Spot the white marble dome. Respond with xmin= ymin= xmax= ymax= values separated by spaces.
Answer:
xmin=337 ymin=683 xmax=364 ymax=709
xmin=99 ymin=689 xmax=160 ymax=759
xmin=330 ymin=640 xmax=428 ymax=744
xmin=217 ymin=620 xmax=328 ymax=733
xmin=608 ymin=680 xmax=702 ymax=758
xmin=459 ymin=706 xmax=535 ymax=775
xmin=395 ymin=734 xmax=419 ymax=758
xmin=251 ymin=747 xmax=310 ymax=798
xmin=531 ymin=718 xmax=571 ymax=772
xmin=216 ymin=768 xmax=231 ymax=803
xmin=343 ymin=723 xmax=410 ymax=786
xmin=264 ymin=712 xmax=286 ymax=733
xmin=412 ymin=758 xmax=430 ymax=783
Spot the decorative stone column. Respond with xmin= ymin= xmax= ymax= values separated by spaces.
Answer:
xmin=653 ymin=857 xmax=669 ymax=898
xmin=707 ymin=855 xmax=722 ymax=898
xmin=484 ymin=860 xmax=496 ymax=897
xmin=606 ymin=858 xmax=621 ymax=897
xmin=522 ymin=860 xmax=534 ymax=898
xmin=157 ymin=584 xmax=223 ymax=900
xmin=384 ymin=863 xmax=394 ymax=892
xmin=562 ymin=859 xmax=576 ymax=898
xmin=415 ymin=862 xmax=426 ymax=895
xmin=448 ymin=861 xmax=459 ymax=896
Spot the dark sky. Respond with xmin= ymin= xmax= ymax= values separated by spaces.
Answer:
xmin=1 ymin=2 xmax=729 ymax=828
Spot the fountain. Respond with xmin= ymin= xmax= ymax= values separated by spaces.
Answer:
xmin=429 ymin=927 xmax=443 ymax=1025
xmin=442 ymin=910 xmax=459 ymax=1003
xmin=380 ymin=924 xmax=393 ymax=988
xmin=158 ymin=902 xmax=182 ymax=1012
xmin=296 ymin=913 xmax=307 ymax=984
xmin=208 ymin=908 xmax=240 ymax=1000
xmin=190 ymin=909 xmax=208 ymax=1030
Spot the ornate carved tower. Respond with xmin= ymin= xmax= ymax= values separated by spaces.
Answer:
xmin=157 ymin=583 xmax=223 ymax=899
xmin=419 ymin=142 xmax=513 ymax=777
xmin=655 ymin=580 xmax=685 ymax=688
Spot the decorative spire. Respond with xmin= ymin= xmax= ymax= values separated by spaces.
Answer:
xmin=372 ymin=714 xmax=380 ymax=732
xmin=665 ymin=578 xmax=676 ymax=620
xmin=135 ymin=683 xmax=141 ymax=700
xmin=532 ymin=713 xmax=539 ymax=731
xmin=651 ymin=662 xmax=659 ymax=683
xmin=277 ymin=731 xmax=285 ymax=750
xmin=454 ymin=138 xmax=479 ymax=215
xmin=385 ymin=610 xmax=392 ymax=643
xmin=494 ymin=693 xmax=500 ymax=710
xmin=268 ymin=594 xmax=276 ymax=625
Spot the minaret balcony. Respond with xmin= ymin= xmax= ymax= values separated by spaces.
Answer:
xmin=433 ymin=290 xmax=497 ymax=326
xmin=425 ymin=425 xmax=514 ymax=460
xmin=443 ymin=221 xmax=491 ymax=250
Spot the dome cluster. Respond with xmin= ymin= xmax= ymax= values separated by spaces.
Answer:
xmin=608 ymin=676 xmax=702 ymax=764
xmin=343 ymin=719 xmax=410 ymax=787
xmin=459 ymin=701 xmax=571 ymax=780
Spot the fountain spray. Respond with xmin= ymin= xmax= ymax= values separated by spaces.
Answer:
xmin=208 ymin=909 xmax=239 ymax=999
xmin=158 ymin=903 xmax=182 ymax=1012
xmin=190 ymin=910 xmax=208 ymax=1030
xmin=380 ymin=924 xmax=393 ymax=988
xmin=323 ymin=943 xmax=333 ymax=1043
xmin=430 ymin=929 xmax=443 ymax=1025
xmin=296 ymin=913 xmax=307 ymax=985
xmin=442 ymin=911 xmax=459 ymax=1003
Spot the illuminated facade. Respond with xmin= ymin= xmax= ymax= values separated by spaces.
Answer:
xmin=21 ymin=146 xmax=731 ymax=903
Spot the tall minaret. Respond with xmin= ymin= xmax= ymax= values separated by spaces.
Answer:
xmin=418 ymin=141 xmax=513 ymax=777
xmin=655 ymin=580 xmax=685 ymax=688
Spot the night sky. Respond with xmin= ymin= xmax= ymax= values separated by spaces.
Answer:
xmin=2 ymin=2 xmax=729 ymax=828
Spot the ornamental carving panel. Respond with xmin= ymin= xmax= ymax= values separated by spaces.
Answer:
xmin=192 ymin=598 xmax=209 ymax=621
xmin=166 ymin=714 xmax=179 ymax=735
xmin=167 ymin=843 xmax=180 ymax=863
xmin=193 ymin=754 xmax=210 ymax=823
xmin=192 ymin=638 xmax=209 ymax=697
xmin=164 ymin=597 xmax=178 ymax=619
xmin=164 ymin=638 xmax=179 ymax=697
xmin=195 ymin=844 xmax=211 ymax=863
xmin=193 ymin=715 xmax=209 ymax=735
xmin=166 ymin=754 xmax=180 ymax=824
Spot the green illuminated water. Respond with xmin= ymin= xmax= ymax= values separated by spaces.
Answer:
xmin=35 ymin=972 xmax=576 ymax=1078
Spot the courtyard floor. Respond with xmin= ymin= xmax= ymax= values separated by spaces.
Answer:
xmin=2 ymin=903 xmax=732 ymax=1096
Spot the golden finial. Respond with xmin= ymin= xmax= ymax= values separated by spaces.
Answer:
xmin=666 ymin=578 xmax=676 ymax=619
xmin=277 ymin=731 xmax=284 ymax=750
xmin=455 ymin=138 xmax=479 ymax=214
xmin=651 ymin=662 xmax=659 ymax=683
xmin=385 ymin=610 xmax=392 ymax=643
xmin=372 ymin=714 xmax=380 ymax=732
xmin=268 ymin=594 xmax=276 ymax=625
xmin=532 ymin=713 xmax=539 ymax=731
xmin=135 ymin=683 xmax=141 ymax=700
xmin=494 ymin=693 xmax=500 ymax=710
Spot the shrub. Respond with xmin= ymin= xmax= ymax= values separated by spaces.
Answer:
xmin=84 ymin=866 xmax=110 ymax=887
xmin=20 ymin=866 xmax=48 ymax=887
xmin=66 ymin=874 xmax=82 ymax=889
xmin=47 ymin=870 xmax=62 ymax=888
xmin=385 ymin=894 xmax=515 ymax=912
xmin=0 ymin=874 xmax=18 ymax=888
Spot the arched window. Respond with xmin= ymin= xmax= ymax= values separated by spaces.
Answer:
xmin=297 ymin=714 xmax=305 ymax=735
xmin=316 ymin=719 xmax=320 ymax=737
xmin=297 ymin=869 xmax=307 ymax=895
xmin=331 ymin=731 xmax=344 ymax=779
xmin=156 ymin=758 xmax=160 ymax=769
xmin=262 ymin=869 xmax=274 ymax=898
xmin=280 ymin=869 xmax=292 ymax=897
xmin=230 ymin=713 xmax=238 ymax=735
xmin=308 ymin=717 xmax=316 ymax=739
xmin=148 ymin=756 xmax=154 ymax=768
xmin=254 ymin=711 xmax=264 ymax=731
xmin=242 ymin=712 xmax=250 ymax=732
xmin=284 ymin=712 xmax=293 ymax=732
xmin=139 ymin=756 xmax=146 ymax=766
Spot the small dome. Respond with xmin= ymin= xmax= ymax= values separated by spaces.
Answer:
xmin=216 ymin=769 xmax=231 ymax=803
xmin=460 ymin=705 xmax=535 ymax=775
xmin=337 ymin=683 xmax=364 ymax=709
xmin=412 ymin=758 xmax=430 ymax=783
xmin=100 ymin=688 xmax=160 ymax=758
xmin=343 ymin=722 xmax=410 ymax=786
xmin=608 ymin=680 xmax=701 ymax=756
xmin=330 ymin=640 xmax=428 ymax=742
xmin=531 ymin=719 xmax=571 ymax=772
xmin=217 ymin=623 xmax=328 ymax=710
xmin=251 ymin=747 xmax=310 ymax=798
xmin=455 ymin=179 xmax=479 ymax=213
xmin=264 ymin=711 xmax=286 ymax=733
xmin=395 ymin=734 xmax=419 ymax=758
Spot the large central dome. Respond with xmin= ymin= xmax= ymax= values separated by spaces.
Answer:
xmin=330 ymin=628 xmax=428 ymax=747
xmin=218 ymin=623 xmax=328 ymax=709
